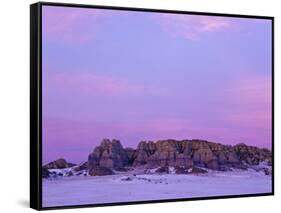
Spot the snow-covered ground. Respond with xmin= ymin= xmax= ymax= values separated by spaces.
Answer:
xmin=42 ymin=169 xmax=272 ymax=207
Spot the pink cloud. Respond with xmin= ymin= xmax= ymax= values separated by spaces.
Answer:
xmin=220 ymin=74 xmax=272 ymax=145
xmin=229 ymin=75 xmax=272 ymax=105
xmin=44 ymin=69 xmax=168 ymax=97
xmin=226 ymin=112 xmax=271 ymax=130
xmin=224 ymin=75 xmax=271 ymax=123
xmin=155 ymin=14 xmax=234 ymax=40
xmin=43 ymin=99 xmax=271 ymax=163
xmin=42 ymin=6 xmax=110 ymax=43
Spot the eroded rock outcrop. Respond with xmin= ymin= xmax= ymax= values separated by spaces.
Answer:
xmin=86 ymin=138 xmax=272 ymax=175
xmin=132 ymin=140 xmax=219 ymax=169
xmin=233 ymin=143 xmax=271 ymax=165
xmin=87 ymin=139 xmax=129 ymax=175
xmin=88 ymin=165 xmax=114 ymax=176
xmin=43 ymin=158 xmax=76 ymax=169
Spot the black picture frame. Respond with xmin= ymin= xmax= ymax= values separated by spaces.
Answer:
xmin=30 ymin=1 xmax=274 ymax=210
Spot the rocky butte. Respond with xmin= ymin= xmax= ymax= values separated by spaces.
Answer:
xmin=43 ymin=138 xmax=272 ymax=177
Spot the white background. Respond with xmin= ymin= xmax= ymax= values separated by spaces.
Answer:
xmin=0 ymin=0 xmax=279 ymax=212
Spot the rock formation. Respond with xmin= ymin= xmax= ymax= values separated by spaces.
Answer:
xmin=42 ymin=167 xmax=50 ymax=178
xmin=43 ymin=158 xmax=76 ymax=169
xmin=87 ymin=139 xmax=130 ymax=175
xmin=88 ymin=165 xmax=114 ymax=176
xmin=233 ymin=143 xmax=272 ymax=165
xmin=73 ymin=162 xmax=88 ymax=172
xmin=43 ymin=138 xmax=272 ymax=178
xmin=87 ymin=138 xmax=272 ymax=175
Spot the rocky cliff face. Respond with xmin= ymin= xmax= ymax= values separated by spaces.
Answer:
xmin=233 ymin=143 xmax=272 ymax=165
xmin=86 ymin=139 xmax=272 ymax=176
xmin=87 ymin=139 xmax=130 ymax=175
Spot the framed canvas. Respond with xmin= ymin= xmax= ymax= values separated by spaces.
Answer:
xmin=30 ymin=2 xmax=274 ymax=210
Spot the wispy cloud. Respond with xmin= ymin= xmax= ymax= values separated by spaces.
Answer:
xmin=42 ymin=6 xmax=110 ymax=43
xmin=222 ymin=74 xmax=272 ymax=135
xmin=155 ymin=14 xmax=234 ymax=40
xmin=44 ymin=69 xmax=168 ymax=97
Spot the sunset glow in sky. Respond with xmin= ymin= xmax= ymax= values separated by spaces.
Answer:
xmin=42 ymin=6 xmax=272 ymax=163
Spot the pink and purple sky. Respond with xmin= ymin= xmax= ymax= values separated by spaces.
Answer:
xmin=42 ymin=6 xmax=272 ymax=164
